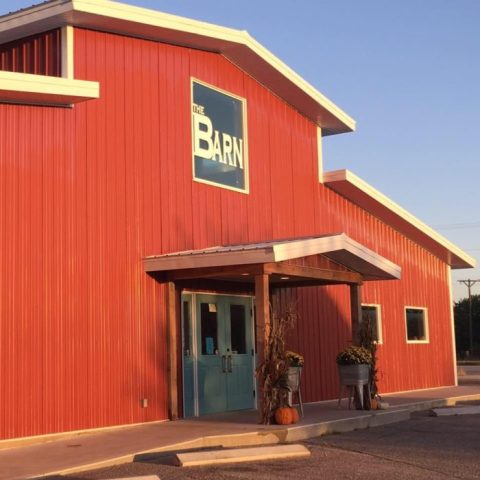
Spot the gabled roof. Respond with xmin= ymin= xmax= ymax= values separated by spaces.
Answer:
xmin=144 ymin=233 xmax=401 ymax=281
xmin=324 ymin=169 xmax=475 ymax=269
xmin=0 ymin=0 xmax=355 ymax=135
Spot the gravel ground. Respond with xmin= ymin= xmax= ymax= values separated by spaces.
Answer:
xmin=40 ymin=410 xmax=480 ymax=480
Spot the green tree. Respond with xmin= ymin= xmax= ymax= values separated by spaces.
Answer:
xmin=454 ymin=294 xmax=480 ymax=358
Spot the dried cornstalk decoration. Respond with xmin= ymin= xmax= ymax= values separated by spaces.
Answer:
xmin=257 ymin=303 xmax=298 ymax=424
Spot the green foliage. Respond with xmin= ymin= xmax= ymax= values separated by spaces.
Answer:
xmin=286 ymin=350 xmax=304 ymax=367
xmin=454 ymin=294 xmax=480 ymax=358
xmin=336 ymin=345 xmax=372 ymax=365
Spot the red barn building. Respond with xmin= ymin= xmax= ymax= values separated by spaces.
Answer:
xmin=0 ymin=0 xmax=474 ymax=441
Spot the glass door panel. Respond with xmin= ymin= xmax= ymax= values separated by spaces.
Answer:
xmin=196 ymin=295 xmax=227 ymax=415
xmin=183 ymin=293 xmax=255 ymax=416
xmin=225 ymin=299 xmax=254 ymax=411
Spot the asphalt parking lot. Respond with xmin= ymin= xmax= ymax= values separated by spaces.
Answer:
xmin=44 ymin=409 xmax=480 ymax=480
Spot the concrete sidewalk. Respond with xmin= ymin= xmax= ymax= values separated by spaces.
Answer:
xmin=458 ymin=365 xmax=480 ymax=385
xmin=0 ymin=385 xmax=479 ymax=480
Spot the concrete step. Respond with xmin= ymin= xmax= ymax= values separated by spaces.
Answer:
xmin=105 ymin=477 xmax=159 ymax=480
xmin=432 ymin=405 xmax=480 ymax=416
xmin=175 ymin=444 xmax=311 ymax=467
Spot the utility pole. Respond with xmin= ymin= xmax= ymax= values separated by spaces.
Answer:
xmin=458 ymin=279 xmax=480 ymax=355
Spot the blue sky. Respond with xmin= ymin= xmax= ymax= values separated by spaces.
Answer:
xmin=1 ymin=0 xmax=479 ymax=300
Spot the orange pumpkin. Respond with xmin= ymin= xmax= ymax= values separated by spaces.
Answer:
xmin=290 ymin=407 xmax=300 ymax=424
xmin=275 ymin=407 xmax=293 ymax=425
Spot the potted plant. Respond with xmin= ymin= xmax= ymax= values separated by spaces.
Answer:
xmin=286 ymin=350 xmax=304 ymax=368
xmin=283 ymin=350 xmax=304 ymax=386
xmin=336 ymin=345 xmax=371 ymax=395
xmin=280 ymin=350 xmax=304 ymax=416
xmin=279 ymin=351 xmax=304 ymax=387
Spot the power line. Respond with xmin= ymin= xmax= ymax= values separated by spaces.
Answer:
xmin=433 ymin=221 xmax=480 ymax=231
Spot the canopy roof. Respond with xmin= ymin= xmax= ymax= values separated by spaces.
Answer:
xmin=144 ymin=233 xmax=401 ymax=285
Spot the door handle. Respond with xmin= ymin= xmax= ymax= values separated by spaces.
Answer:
xmin=227 ymin=355 xmax=233 ymax=373
xmin=221 ymin=355 xmax=227 ymax=373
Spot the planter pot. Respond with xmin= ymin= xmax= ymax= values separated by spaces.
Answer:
xmin=284 ymin=366 xmax=302 ymax=390
xmin=338 ymin=364 xmax=370 ymax=385
xmin=278 ymin=366 xmax=303 ymax=417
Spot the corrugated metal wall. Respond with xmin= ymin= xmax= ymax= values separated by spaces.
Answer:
xmin=285 ymin=204 xmax=454 ymax=401
xmin=0 ymin=29 xmax=61 ymax=75
xmin=0 ymin=27 xmax=454 ymax=440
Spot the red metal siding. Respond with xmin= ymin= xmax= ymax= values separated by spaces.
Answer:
xmin=0 ymin=29 xmax=61 ymax=76
xmin=0 ymin=27 xmax=454 ymax=440
xmin=285 ymin=197 xmax=455 ymax=402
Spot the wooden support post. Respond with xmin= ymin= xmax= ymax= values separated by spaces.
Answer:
xmin=255 ymin=273 xmax=271 ymax=366
xmin=255 ymin=273 xmax=270 ymax=422
xmin=350 ymin=284 xmax=362 ymax=345
xmin=166 ymin=281 xmax=180 ymax=420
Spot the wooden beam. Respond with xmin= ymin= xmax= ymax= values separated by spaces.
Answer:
xmin=165 ymin=264 xmax=264 ymax=281
xmin=176 ymin=279 xmax=254 ymax=294
xmin=166 ymin=281 xmax=181 ymax=420
xmin=350 ymin=284 xmax=362 ymax=345
xmin=269 ymin=280 xmax=331 ymax=289
xmin=264 ymin=262 xmax=362 ymax=285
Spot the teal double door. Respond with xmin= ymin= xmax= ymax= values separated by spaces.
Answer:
xmin=182 ymin=294 xmax=255 ymax=416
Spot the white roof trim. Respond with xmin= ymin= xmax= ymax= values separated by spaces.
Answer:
xmin=0 ymin=70 xmax=100 ymax=105
xmin=324 ymin=169 xmax=475 ymax=269
xmin=144 ymin=233 xmax=401 ymax=281
xmin=0 ymin=0 xmax=355 ymax=134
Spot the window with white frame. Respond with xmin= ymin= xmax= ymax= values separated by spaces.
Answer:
xmin=405 ymin=307 xmax=429 ymax=343
xmin=361 ymin=304 xmax=382 ymax=344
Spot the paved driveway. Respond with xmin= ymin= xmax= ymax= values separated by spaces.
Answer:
xmin=46 ymin=410 xmax=480 ymax=480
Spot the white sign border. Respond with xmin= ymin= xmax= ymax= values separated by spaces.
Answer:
xmin=191 ymin=77 xmax=250 ymax=195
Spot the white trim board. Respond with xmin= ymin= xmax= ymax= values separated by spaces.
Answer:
xmin=405 ymin=306 xmax=429 ymax=344
xmin=61 ymin=25 xmax=74 ymax=79
xmin=447 ymin=266 xmax=458 ymax=386
xmin=0 ymin=70 xmax=99 ymax=106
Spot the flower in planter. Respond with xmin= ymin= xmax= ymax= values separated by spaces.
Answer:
xmin=336 ymin=345 xmax=372 ymax=365
xmin=286 ymin=350 xmax=304 ymax=367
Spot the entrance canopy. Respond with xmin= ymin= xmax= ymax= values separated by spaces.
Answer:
xmin=143 ymin=233 xmax=401 ymax=286
xmin=144 ymin=233 xmax=400 ymax=420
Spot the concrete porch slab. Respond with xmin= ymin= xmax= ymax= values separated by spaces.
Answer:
xmin=0 ymin=385 xmax=478 ymax=480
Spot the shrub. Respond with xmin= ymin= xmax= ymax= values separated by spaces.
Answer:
xmin=336 ymin=345 xmax=372 ymax=365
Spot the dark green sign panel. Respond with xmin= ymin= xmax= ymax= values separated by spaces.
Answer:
xmin=192 ymin=80 xmax=248 ymax=193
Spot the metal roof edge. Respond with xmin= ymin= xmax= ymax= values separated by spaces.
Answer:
xmin=0 ymin=0 xmax=355 ymax=134
xmin=323 ymin=169 xmax=476 ymax=269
